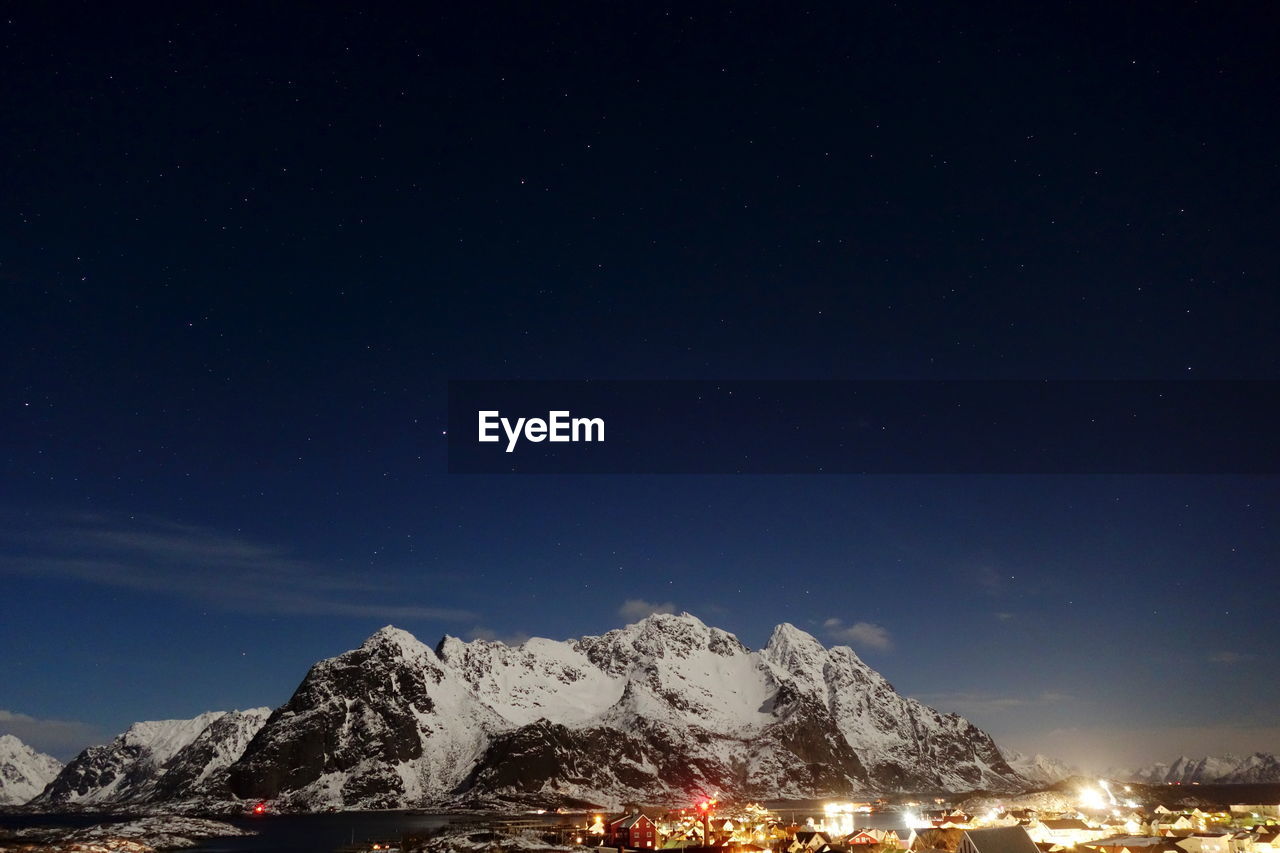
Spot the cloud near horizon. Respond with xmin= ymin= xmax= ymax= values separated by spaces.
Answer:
xmin=0 ymin=709 xmax=106 ymax=761
xmin=1001 ymin=723 xmax=1280 ymax=774
xmin=465 ymin=626 xmax=532 ymax=645
xmin=915 ymin=690 xmax=1076 ymax=717
xmin=0 ymin=512 xmax=475 ymax=623
xmin=1208 ymin=651 xmax=1255 ymax=664
xmin=618 ymin=598 xmax=677 ymax=620
xmin=823 ymin=618 xmax=893 ymax=651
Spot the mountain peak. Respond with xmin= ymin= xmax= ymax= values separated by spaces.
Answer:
xmin=362 ymin=625 xmax=431 ymax=656
xmin=766 ymin=622 xmax=824 ymax=651
xmin=626 ymin=610 xmax=707 ymax=629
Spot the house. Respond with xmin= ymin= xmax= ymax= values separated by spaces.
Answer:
xmin=956 ymin=826 xmax=1041 ymax=853
xmin=863 ymin=829 xmax=909 ymax=849
xmin=789 ymin=831 xmax=834 ymax=853
xmin=846 ymin=832 xmax=881 ymax=847
xmin=1231 ymin=807 xmax=1280 ymax=820
xmin=1027 ymin=818 xmax=1106 ymax=846
xmin=1252 ymin=830 xmax=1280 ymax=853
xmin=609 ymin=814 xmax=659 ymax=849
xmin=1173 ymin=834 xmax=1232 ymax=853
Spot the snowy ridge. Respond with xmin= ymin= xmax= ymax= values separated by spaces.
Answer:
xmin=434 ymin=634 xmax=623 ymax=726
xmin=1129 ymin=752 xmax=1280 ymax=784
xmin=0 ymin=734 xmax=63 ymax=805
xmin=1000 ymin=749 xmax=1077 ymax=786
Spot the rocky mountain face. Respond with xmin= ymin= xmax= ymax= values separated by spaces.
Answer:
xmin=1000 ymin=750 xmax=1077 ymax=786
xmin=0 ymin=735 xmax=63 ymax=805
xmin=36 ymin=613 xmax=1029 ymax=811
xmin=1130 ymin=753 xmax=1280 ymax=784
xmin=32 ymin=708 xmax=270 ymax=807
xmin=226 ymin=627 xmax=504 ymax=810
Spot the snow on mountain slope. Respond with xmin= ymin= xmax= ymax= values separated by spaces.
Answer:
xmin=35 ymin=712 xmax=225 ymax=806
xmin=452 ymin=616 xmax=871 ymax=807
xmin=1001 ymin=750 xmax=1077 ymax=786
xmin=121 ymin=713 xmax=226 ymax=766
xmin=434 ymin=634 xmax=623 ymax=726
xmin=0 ymin=734 xmax=63 ymax=805
xmin=766 ymin=626 xmax=1018 ymax=792
xmin=149 ymin=708 xmax=271 ymax=801
xmin=443 ymin=614 xmax=1024 ymax=807
xmin=574 ymin=615 xmax=776 ymax=733
xmin=33 ymin=709 xmax=271 ymax=807
xmin=1130 ymin=752 xmax=1280 ymax=784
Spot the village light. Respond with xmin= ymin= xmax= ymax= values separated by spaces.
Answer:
xmin=823 ymin=802 xmax=856 ymax=836
xmin=1079 ymin=788 xmax=1107 ymax=810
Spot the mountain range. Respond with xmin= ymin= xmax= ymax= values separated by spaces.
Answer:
xmin=14 ymin=613 xmax=1035 ymax=810
xmin=1128 ymin=753 xmax=1280 ymax=785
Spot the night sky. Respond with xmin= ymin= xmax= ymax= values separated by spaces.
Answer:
xmin=2 ymin=4 xmax=1277 ymax=771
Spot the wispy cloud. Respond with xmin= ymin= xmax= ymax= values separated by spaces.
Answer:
xmin=823 ymin=618 xmax=893 ymax=651
xmin=619 ymin=598 xmax=677 ymax=620
xmin=1208 ymin=651 xmax=1255 ymax=664
xmin=465 ymin=626 xmax=532 ymax=645
xmin=915 ymin=690 xmax=1075 ymax=717
xmin=0 ymin=512 xmax=474 ymax=622
xmin=0 ymin=709 xmax=106 ymax=760
xmin=976 ymin=566 xmax=1005 ymax=595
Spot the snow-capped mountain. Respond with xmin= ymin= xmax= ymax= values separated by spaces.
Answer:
xmin=0 ymin=734 xmax=63 ymax=805
xmin=1130 ymin=753 xmax=1280 ymax=784
xmin=34 ymin=708 xmax=270 ymax=807
xmin=32 ymin=613 xmax=1029 ymax=811
xmin=1000 ymin=750 xmax=1077 ymax=786
xmin=228 ymin=613 xmax=1025 ymax=809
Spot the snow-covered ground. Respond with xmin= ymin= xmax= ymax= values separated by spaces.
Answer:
xmin=408 ymin=827 xmax=576 ymax=853
xmin=0 ymin=815 xmax=254 ymax=851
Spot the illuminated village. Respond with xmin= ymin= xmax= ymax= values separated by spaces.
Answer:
xmin=418 ymin=787 xmax=1280 ymax=853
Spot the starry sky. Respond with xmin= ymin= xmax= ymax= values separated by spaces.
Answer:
xmin=2 ymin=4 xmax=1277 ymax=771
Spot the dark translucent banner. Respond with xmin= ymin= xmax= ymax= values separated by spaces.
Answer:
xmin=446 ymin=380 xmax=1279 ymax=474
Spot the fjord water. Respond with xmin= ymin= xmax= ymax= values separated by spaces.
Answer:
xmin=192 ymin=813 xmax=461 ymax=852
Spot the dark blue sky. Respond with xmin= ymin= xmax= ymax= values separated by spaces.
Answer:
xmin=1 ymin=3 xmax=1277 ymax=769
